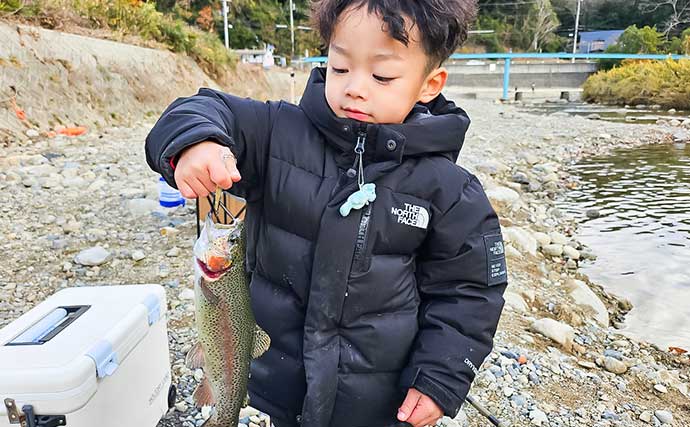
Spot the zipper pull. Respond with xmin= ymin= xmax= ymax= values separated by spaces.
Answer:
xmin=346 ymin=132 xmax=367 ymax=178
xmin=354 ymin=131 xmax=366 ymax=154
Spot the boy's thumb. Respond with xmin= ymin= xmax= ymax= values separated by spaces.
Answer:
xmin=397 ymin=388 xmax=421 ymax=421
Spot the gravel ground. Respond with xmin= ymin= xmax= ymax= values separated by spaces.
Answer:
xmin=1 ymin=98 xmax=689 ymax=427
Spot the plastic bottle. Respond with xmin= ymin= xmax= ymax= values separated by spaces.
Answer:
xmin=158 ymin=177 xmax=185 ymax=208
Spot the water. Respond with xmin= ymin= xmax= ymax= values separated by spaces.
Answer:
xmin=519 ymin=101 xmax=690 ymax=124
xmin=560 ymin=142 xmax=690 ymax=350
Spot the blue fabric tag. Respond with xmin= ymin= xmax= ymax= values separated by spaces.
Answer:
xmin=484 ymin=234 xmax=507 ymax=286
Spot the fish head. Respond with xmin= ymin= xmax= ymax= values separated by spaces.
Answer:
xmin=193 ymin=214 xmax=243 ymax=282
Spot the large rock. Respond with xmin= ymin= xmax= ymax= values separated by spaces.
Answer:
xmin=603 ymin=356 xmax=627 ymax=374
xmin=566 ymin=279 xmax=609 ymax=327
xmin=504 ymin=291 xmax=529 ymax=312
xmin=127 ymin=198 xmax=162 ymax=216
xmin=542 ymin=244 xmax=564 ymax=257
xmin=486 ymin=186 xmax=520 ymax=205
xmin=503 ymin=227 xmax=537 ymax=256
xmin=533 ymin=232 xmax=551 ymax=247
xmin=531 ymin=318 xmax=574 ymax=351
xmin=74 ymin=246 xmax=111 ymax=266
xmin=654 ymin=410 xmax=673 ymax=424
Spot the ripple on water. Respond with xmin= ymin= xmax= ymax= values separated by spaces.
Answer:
xmin=560 ymin=142 xmax=690 ymax=350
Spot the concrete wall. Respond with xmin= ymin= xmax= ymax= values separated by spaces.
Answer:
xmin=445 ymin=61 xmax=599 ymax=90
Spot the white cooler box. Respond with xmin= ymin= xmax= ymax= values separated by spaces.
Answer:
xmin=0 ymin=285 xmax=174 ymax=427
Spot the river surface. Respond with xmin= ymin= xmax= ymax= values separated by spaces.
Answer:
xmin=559 ymin=142 xmax=690 ymax=350
xmin=519 ymin=101 xmax=690 ymax=124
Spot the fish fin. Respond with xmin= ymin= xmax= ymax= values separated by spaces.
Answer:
xmin=252 ymin=325 xmax=271 ymax=359
xmin=192 ymin=378 xmax=216 ymax=407
xmin=199 ymin=279 xmax=220 ymax=304
xmin=185 ymin=342 xmax=205 ymax=369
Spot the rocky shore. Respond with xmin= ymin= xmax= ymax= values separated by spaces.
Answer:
xmin=1 ymin=97 xmax=689 ymax=427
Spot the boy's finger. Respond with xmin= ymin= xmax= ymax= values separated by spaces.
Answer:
xmin=189 ymin=178 xmax=211 ymax=199
xmin=177 ymin=180 xmax=196 ymax=199
xmin=398 ymin=389 xmax=421 ymax=422
xmin=197 ymin=174 xmax=217 ymax=194
xmin=219 ymin=147 xmax=241 ymax=181
xmin=209 ymin=159 xmax=234 ymax=189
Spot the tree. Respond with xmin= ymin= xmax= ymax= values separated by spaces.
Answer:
xmin=640 ymin=0 xmax=690 ymax=36
xmin=527 ymin=0 xmax=560 ymax=51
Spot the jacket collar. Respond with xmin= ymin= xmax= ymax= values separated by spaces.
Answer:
xmin=299 ymin=67 xmax=470 ymax=164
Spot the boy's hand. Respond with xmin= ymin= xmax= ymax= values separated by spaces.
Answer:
xmin=174 ymin=141 xmax=241 ymax=199
xmin=397 ymin=388 xmax=443 ymax=427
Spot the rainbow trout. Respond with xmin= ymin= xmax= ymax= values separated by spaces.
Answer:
xmin=186 ymin=214 xmax=270 ymax=426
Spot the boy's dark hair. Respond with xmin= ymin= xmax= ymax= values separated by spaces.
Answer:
xmin=311 ymin=0 xmax=477 ymax=69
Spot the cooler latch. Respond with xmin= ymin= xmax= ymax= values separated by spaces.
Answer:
xmin=85 ymin=340 xmax=119 ymax=378
xmin=141 ymin=293 xmax=161 ymax=326
xmin=3 ymin=399 xmax=66 ymax=427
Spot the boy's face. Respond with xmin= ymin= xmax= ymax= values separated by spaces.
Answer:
xmin=325 ymin=6 xmax=448 ymax=125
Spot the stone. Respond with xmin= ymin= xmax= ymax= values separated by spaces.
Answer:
xmin=654 ymin=410 xmax=673 ymax=424
xmin=505 ymin=244 xmax=523 ymax=259
xmin=586 ymin=209 xmax=600 ymax=218
xmin=127 ymin=198 xmax=161 ymax=216
xmin=486 ymin=186 xmax=520 ymax=205
xmin=533 ymin=232 xmax=551 ymax=247
xmin=531 ymin=318 xmax=574 ymax=350
xmin=654 ymin=384 xmax=668 ymax=393
xmin=562 ymin=245 xmax=581 ymax=260
xmin=131 ymin=250 xmax=146 ymax=261
xmin=476 ymin=160 xmax=509 ymax=175
xmin=167 ymin=247 xmax=181 ymax=257
xmin=512 ymin=172 xmax=530 ymax=184
xmin=603 ymin=357 xmax=627 ymax=374
xmin=529 ymin=409 xmax=548 ymax=426
xmin=549 ymin=232 xmax=568 ymax=245
xmin=577 ymin=360 xmax=596 ymax=369
xmin=566 ymin=279 xmax=609 ymax=327
xmin=639 ymin=411 xmax=653 ymax=423
xmin=504 ymin=291 xmax=529 ymax=312
xmin=74 ymin=246 xmax=111 ymax=266
xmin=542 ymin=244 xmax=564 ymax=257
xmin=179 ymin=289 xmax=195 ymax=300
xmin=503 ymin=227 xmax=538 ymax=256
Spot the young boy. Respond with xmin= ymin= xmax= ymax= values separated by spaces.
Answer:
xmin=145 ymin=1 xmax=507 ymax=426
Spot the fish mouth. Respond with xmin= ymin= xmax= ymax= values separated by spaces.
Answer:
xmin=196 ymin=258 xmax=230 ymax=281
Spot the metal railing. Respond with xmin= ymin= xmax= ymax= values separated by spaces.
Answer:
xmin=301 ymin=52 xmax=690 ymax=100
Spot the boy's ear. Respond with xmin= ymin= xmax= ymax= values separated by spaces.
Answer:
xmin=418 ymin=67 xmax=448 ymax=104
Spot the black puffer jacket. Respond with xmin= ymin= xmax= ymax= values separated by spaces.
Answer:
xmin=146 ymin=68 xmax=507 ymax=427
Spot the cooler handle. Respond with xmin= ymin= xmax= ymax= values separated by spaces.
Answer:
xmin=6 ymin=306 xmax=90 ymax=346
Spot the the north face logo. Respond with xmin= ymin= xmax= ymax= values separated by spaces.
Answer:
xmin=391 ymin=203 xmax=429 ymax=229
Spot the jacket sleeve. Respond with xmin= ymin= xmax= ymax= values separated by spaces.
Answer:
xmin=400 ymin=174 xmax=507 ymax=417
xmin=145 ymin=88 xmax=277 ymax=201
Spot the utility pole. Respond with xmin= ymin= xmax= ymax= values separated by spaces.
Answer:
xmin=222 ymin=0 xmax=229 ymax=49
xmin=572 ymin=0 xmax=582 ymax=63
xmin=289 ymin=0 xmax=295 ymax=58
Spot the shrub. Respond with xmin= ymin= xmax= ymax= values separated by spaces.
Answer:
xmin=583 ymin=59 xmax=690 ymax=109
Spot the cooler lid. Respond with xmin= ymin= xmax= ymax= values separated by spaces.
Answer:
xmin=0 ymin=284 xmax=166 ymax=415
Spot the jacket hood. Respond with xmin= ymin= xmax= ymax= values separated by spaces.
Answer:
xmin=299 ymin=67 xmax=471 ymax=164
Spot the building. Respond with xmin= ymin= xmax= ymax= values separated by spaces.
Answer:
xmin=233 ymin=45 xmax=275 ymax=68
xmin=578 ymin=30 xmax=624 ymax=53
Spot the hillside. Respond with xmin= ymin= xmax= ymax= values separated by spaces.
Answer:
xmin=0 ymin=20 xmax=306 ymax=145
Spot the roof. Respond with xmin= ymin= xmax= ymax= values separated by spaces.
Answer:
xmin=578 ymin=30 xmax=625 ymax=52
